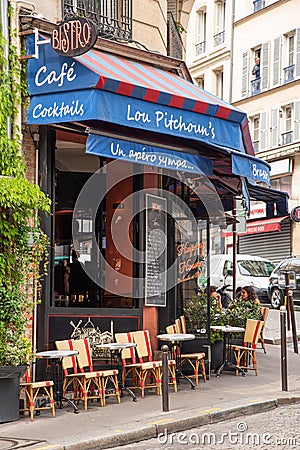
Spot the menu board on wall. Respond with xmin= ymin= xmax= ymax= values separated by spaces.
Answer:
xmin=145 ymin=194 xmax=167 ymax=307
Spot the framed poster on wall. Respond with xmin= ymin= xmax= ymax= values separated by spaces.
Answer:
xmin=145 ymin=194 xmax=167 ymax=307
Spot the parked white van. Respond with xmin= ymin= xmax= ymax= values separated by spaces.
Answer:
xmin=207 ymin=254 xmax=275 ymax=303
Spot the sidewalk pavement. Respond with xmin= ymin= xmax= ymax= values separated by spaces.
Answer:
xmin=0 ymin=311 xmax=299 ymax=450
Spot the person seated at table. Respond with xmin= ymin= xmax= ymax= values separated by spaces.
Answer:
xmin=209 ymin=285 xmax=222 ymax=310
xmin=240 ymin=285 xmax=260 ymax=305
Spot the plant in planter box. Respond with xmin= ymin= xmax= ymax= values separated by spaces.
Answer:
xmin=0 ymin=22 xmax=50 ymax=422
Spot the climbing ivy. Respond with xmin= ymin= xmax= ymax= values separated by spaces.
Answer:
xmin=0 ymin=20 xmax=51 ymax=366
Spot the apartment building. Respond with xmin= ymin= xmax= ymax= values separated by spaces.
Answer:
xmin=186 ymin=0 xmax=297 ymax=264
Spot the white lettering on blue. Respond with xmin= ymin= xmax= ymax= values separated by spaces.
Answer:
xmin=125 ymin=104 xmax=215 ymax=140
xmin=32 ymin=100 xmax=84 ymax=119
xmin=35 ymin=62 xmax=77 ymax=88
xmin=252 ymin=163 xmax=270 ymax=182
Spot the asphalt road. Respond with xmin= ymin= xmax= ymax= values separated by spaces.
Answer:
xmin=110 ymin=403 xmax=300 ymax=450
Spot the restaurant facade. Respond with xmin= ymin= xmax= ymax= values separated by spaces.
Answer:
xmin=22 ymin=14 xmax=288 ymax=353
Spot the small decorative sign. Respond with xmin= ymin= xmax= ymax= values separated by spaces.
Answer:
xmin=291 ymin=206 xmax=300 ymax=223
xmin=52 ymin=16 xmax=97 ymax=57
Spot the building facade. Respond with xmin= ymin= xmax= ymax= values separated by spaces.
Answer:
xmin=186 ymin=0 xmax=297 ymax=264
xmin=1 ymin=0 xmax=282 ymax=359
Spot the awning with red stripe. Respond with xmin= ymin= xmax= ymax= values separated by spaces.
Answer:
xmin=240 ymin=216 xmax=290 ymax=235
xmin=26 ymin=33 xmax=254 ymax=156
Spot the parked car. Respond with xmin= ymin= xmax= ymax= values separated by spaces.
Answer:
xmin=268 ymin=256 xmax=300 ymax=309
xmin=206 ymin=254 xmax=275 ymax=304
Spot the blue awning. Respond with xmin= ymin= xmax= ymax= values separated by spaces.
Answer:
xmin=86 ymin=133 xmax=213 ymax=176
xmin=26 ymin=33 xmax=254 ymax=155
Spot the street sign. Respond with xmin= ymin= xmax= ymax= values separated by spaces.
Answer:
xmin=278 ymin=270 xmax=296 ymax=289
xmin=291 ymin=206 xmax=300 ymax=222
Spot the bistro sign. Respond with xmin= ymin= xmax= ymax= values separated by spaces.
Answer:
xmin=52 ymin=16 xmax=97 ymax=57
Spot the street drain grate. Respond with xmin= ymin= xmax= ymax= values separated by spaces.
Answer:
xmin=0 ymin=437 xmax=45 ymax=450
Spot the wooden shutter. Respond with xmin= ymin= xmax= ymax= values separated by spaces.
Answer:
xmin=260 ymin=111 xmax=268 ymax=151
xmin=242 ymin=51 xmax=249 ymax=97
xmin=296 ymin=27 xmax=300 ymax=79
xmin=167 ymin=0 xmax=178 ymax=21
xmin=271 ymin=108 xmax=279 ymax=148
xmin=294 ymin=101 xmax=300 ymax=140
xmin=261 ymin=42 xmax=270 ymax=90
xmin=273 ymin=36 xmax=281 ymax=86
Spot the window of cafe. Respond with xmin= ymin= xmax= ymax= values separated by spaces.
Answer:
xmin=53 ymin=131 xmax=138 ymax=309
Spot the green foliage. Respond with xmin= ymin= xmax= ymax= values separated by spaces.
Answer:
xmin=0 ymin=25 xmax=51 ymax=366
xmin=183 ymin=293 xmax=262 ymax=345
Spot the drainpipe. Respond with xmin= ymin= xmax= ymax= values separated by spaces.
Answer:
xmin=228 ymin=0 xmax=235 ymax=103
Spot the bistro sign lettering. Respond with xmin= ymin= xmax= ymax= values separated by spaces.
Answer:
xmin=52 ymin=16 xmax=97 ymax=57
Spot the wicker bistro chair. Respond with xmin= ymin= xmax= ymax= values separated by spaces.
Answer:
xmin=260 ymin=307 xmax=269 ymax=353
xmin=55 ymin=339 xmax=120 ymax=409
xmin=115 ymin=331 xmax=162 ymax=398
xmin=132 ymin=330 xmax=177 ymax=395
xmin=168 ymin=316 xmax=207 ymax=386
xmin=19 ymin=368 xmax=55 ymax=421
xmin=229 ymin=319 xmax=264 ymax=376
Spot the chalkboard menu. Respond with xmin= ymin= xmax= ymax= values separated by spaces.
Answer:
xmin=145 ymin=194 xmax=167 ymax=307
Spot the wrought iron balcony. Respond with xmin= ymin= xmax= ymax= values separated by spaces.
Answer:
xmin=195 ymin=41 xmax=206 ymax=56
xmin=253 ymin=0 xmax=265 ymax=12
xmin=283 ymin=65 xmax=295 ymax=83
xmin=251 ymin=78 xmax=261 ymax=95
xmin=281 ymin=131 xmax=293 ymax=145
xmin=214 ymin=31 xmax=225 ymax=47
xmin=62 ymin=0 xmax=132 ymax=41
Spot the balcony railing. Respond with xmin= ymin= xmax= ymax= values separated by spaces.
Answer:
xmin=253 ymin=0 xmax=265 ymax=12
xmin=214 ymin=31 xmax=225 ymax=47
xmin=281 ymin=131 xmax=293 ymax=145
xmin=195 ymin=41 xmax=206 ymax=56
xmin=284 ymin=65 xmax=295 ymax=83
xmin=62 ymin=0 xmax=132 ymax=41
xmin=251 ymin=78 xmax=261 ymax=95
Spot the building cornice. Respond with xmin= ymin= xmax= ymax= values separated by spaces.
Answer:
xmin=234 ymin=0 xmax=290 ymax=27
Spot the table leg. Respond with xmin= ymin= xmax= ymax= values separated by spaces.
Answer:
xmin=52 ymin=360 xmax=79 ymax=413
xmin=174 ymin=344 xmax=196 ymax=390
xmin=214 ymin=333 xmax=245 ymax=377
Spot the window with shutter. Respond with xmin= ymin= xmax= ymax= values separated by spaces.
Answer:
xmin=273 ymin=37 xmax=281 ymax=86
xmin=270 ymin=108 xmax=279 ymax=148
xmin=242 ymin=51 xmax=249 ymax=97
xmin=195 ymin=9 xmax=207 ymax=55
xmin=295 ymin=28 xmax=300 ymax=78
xmin=294 ymin=101 xmax=300 ymax=141
xmin=260 ymin=112 xmax=268 ymax=151
xmin=261 ymin=42 xmax=269 ymax=90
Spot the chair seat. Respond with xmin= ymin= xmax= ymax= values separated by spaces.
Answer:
xmin=231 ymin=344 xmax=255 ymax=351
xmin=20 ymin=380 xmax=54 ymax=388
xmin=181 ymin=352 xmax=205 ymax=360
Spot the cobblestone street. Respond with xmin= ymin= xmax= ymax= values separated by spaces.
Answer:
xmin=111 ymin=403 xmax=300 ymax=450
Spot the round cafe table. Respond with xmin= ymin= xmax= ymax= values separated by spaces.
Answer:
xmin=156 ymin=333 xmax=196 ymax=389
xmin=35 ymin=350 xmax=79 ymax=413
xmin=95 ymin=342 xmax=138 ymax=402
xmin=210 ymin=325 xmax=245 ymax=377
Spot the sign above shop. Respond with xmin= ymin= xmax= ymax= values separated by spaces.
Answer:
xmin=52 ymin=16 xmax=97 ymax=57
xmin=291 ymin=206 xmax=300 ymax=222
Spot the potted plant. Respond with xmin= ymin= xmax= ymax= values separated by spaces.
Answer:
xmin=183 ymin=292 xmax=262 ymax=369
xmin=0 ymin=23 xmax=50 ymax=422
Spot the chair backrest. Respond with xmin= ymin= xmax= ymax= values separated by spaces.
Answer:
xmin=175 ymin=318 xmax=182 ymax=333
xmin=115 ymin=332 xmax=137 ymax=365
xmin=180 ymin=315 xmax=187 ymax=333
xmin=243 ymin=319 xmax=264 ymax=348
xmin=166 ymin=324 xmax=176 ymax=334
xmin=72 ymin=338 xmax=94 ymax=373
xmin=260 ymin=306 xmax=269 ymax=324
xmin=55 ymin=339 xmax=78 ymax=374
xmin=132 ymin=330 xmax=153 ymax=363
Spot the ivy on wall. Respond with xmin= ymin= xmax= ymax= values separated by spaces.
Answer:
xmin=0 ymin=18 xmax=51 ymax=366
